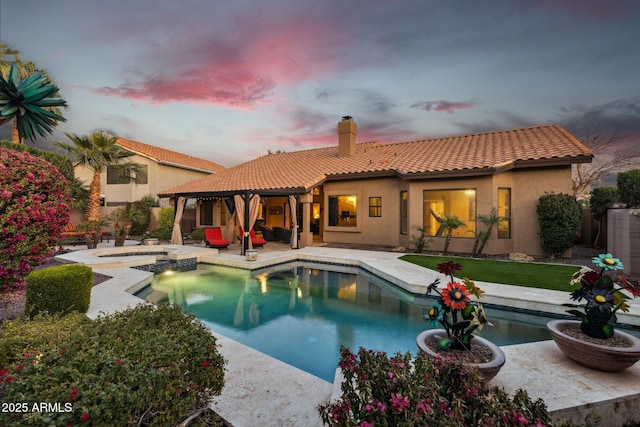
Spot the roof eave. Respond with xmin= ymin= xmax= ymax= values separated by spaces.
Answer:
xmin=402 ymin=168 xmax=496 ymax=180
xmin=158 ymin=187 xmax=309 ymax=199
xmin=513 ymin=155 xmax=593 ymax=168
xmin=324 ymin=170 xmax=399 ymax=180
xmin=157 ymin=160 xmax=219 ymax=174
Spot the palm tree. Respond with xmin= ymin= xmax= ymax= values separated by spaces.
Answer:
xmin=54 ymin=131 xmax=147 ymax=248
xmin=440 ymin=215 xmax=466 ymax=255
xmin=109 ymin=203 xmax=147 ymax=246
xmin=472 ymin=207 xmax=503 ymax=256
xmin=0 ymin=43 xmax=66 ymax=143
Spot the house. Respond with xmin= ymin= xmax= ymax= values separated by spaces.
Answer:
xmin=158 ymin=117 xmax=592 ymax=256
xmin=74 ymin=137 xmax=225 ymax=208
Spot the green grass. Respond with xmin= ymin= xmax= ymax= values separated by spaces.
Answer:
xmin=400 ymin=254 xmax=582 ymax=292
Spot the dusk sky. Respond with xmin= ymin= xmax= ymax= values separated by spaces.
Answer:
xmin=1 ymin=0 xmax=639 ymax=167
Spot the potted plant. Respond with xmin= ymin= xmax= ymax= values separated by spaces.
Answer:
xmin=547 ymin=253 xmax=640 ymax=372
xmin=417 ymin=261 xmax=505 ymax=382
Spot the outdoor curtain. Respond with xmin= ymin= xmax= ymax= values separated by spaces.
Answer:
xmin=223 ymin=198 xmax=236 ymax=242
xmin=234 ymin=193 xmax=260 ymax=253
xmin=170 ymin=196 xmax=187 ymax=245
xmin=289 ymin=195 xmax=299 ymax=249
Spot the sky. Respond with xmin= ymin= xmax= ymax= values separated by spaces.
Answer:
xmin=1 ymin=0 xmax=639 ymax=167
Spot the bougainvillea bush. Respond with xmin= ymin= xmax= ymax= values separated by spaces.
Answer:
xmin=0 ymin=304 xmax=226 ymax=426
xmin=319 ymin=347 xmax=555 ymax=427
xmin=0 ymin=147 xmax=71 ymax=291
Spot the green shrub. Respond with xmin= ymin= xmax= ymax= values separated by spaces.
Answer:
xmin=319 ymin=347 xmax=554 ymax=426
xmin=148 ymin=207 xmax=174 ymax=240
xmin=537 ymin=192 xmax=582 ymax=257
xmin=0 ymin=304 xmax=226 ymax=426
xmin=25 ymin=264 xmax=92 ymax=317
xmin=617 ymin=168 xmax=640 ymax=208
xmin=0 ymin=312 xmax=89 ymax=367
xmin=590 ymin=187 xmax=619 ymax=219
xmin=128 ymin=200 xmax=152 ymax=236
xmin=191 ymin=228 xmax=205 ymax=242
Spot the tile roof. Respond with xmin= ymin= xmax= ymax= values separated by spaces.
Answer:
xmin=158 ymin=124 xmax=592 ymax=197
xmin=116 ymin=137 xmax=225 ymax=174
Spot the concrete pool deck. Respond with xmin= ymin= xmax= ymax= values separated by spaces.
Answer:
xmin=56 ymin=243 xmax=640 ymax=426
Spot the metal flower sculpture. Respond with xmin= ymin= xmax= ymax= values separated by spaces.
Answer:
xmin=0 ymin=62 xmax=67 ymax=142
xmin=424 ymin=261 xmax=492 ymax=351
xmin=567 ymin=253 xmax=639 ymax=339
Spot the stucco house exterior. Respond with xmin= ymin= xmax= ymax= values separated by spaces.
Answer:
xmin=158 ymin=117 xmax=592 ymax=256
xmin=74 ymin=137 xmax=225 ymax=208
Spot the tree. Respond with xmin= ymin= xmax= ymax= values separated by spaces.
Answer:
xmin=0 ymin=44 xmax=35 ymax=143
xmin=440 ymin=215 xmax=465 ymax=255
xmin=109 ymin=203 xmax=147 ymax=246
xmin=589 ymin=187 xmax=618 ymax=248
xmin=572 ymin=125 xmax=640 ymax=199
xmin=0 ymin=44 xmax=67 ymax=143
xmin=537 ymin=193 xmax=582 ymax=257
xmin=54 ymin=131 xmax=146 ymax=248
xmin=617 ymin=169 xmax=640 ymax=208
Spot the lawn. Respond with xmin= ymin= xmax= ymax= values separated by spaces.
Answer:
xmin=399 ymin=254 xmax=582 ymax=292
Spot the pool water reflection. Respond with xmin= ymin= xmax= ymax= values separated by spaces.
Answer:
xmin=138 ymin=262 xmax=552 ymax=382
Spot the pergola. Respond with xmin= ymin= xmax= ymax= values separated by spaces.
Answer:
xmin=168 ymin=187 xmax=311 ymax=255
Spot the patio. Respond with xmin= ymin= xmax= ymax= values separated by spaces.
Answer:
xmin=56 ymin=242 xmax=640 ymax=427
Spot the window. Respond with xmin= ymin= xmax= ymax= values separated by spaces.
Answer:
xmin=199 ymin=201 xmax=213 ymax=226
xmin=400 ymin=191 xmax=408 ymax=235
xmin=498 ymin=188 xmax=511 ymax=239
xmin=328 ymin=195 xmax=357 ymax=227
xmin=106 ymin=165 xmax=148 ymax=184
xmin=423 ymin=189 xmax=476 ymax=237
xmin=369 ymin=197 xmax=382 ymax=217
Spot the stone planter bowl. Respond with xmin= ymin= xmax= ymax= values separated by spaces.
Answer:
xmin=416 ymin=329 xmax=506 ymax=383
xmin=547 ymin=319 xmax=640 ymax=372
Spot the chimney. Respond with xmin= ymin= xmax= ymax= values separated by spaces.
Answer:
xmin=338 ymin=116 xmax=357 ymax=157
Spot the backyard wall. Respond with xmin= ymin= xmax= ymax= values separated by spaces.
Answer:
xmin=607 ymin=209 xmax=640 ymax=278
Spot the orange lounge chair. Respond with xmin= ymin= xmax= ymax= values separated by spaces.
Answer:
xmin=204 ymin=227 xmax=230 ymax=249
xmin=238 ymin=227 xmax=266 ymax=247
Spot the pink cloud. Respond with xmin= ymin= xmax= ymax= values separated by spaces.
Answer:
xmin=97 ymin=71 xmax=275 ymax=108
xmin=96 ymin=8 xmax=347 ymax=108
xmin=411 ymin=100 xmax=475 ymax=114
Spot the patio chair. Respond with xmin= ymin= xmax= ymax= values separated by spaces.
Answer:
xmin=204 ymin=227 xmax=231 ymax=249
xmin=238 ymin=227 xmax=266 ymax=247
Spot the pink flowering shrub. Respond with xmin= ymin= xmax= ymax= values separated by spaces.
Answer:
xmin=0 ymin=148 xmax=71 ymax=291
xmin=319 ymin=347 xmax=555 ymax=426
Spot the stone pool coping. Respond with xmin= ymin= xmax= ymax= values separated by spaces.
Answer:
xmin=55 ymin=244 xmax=640 ymax=426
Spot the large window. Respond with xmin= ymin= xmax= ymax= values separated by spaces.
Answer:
xmin=199 ymin=201 xmax=214 ymax=226
xmin=106 ymin=165 xmax=148 ymax=184
xmin=369 ymin=197 xmax=381 ymax=217
xmin=328 ymin=195 xmax=357 ymax=227
xmin=400 ymin=191 xmax=408 ymax=235
xmin=498 ymin=188 xmax=511 ymax=239
xmin=423 ymin=189 xmax=476 ymax=237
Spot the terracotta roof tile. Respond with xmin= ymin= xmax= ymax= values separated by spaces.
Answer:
xmin=116 ymin=138 xmax=225 ymax=173
xmin=158 ymin=124 xmax=592 ymax=197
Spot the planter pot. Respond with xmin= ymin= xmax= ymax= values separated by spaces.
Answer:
xmin=547 ymin=319 xmax=640 ymax=372
xmin=416 ymin=329 xmax=506 ymax=383
xmin=245 ymin=249 xmax=258 ymax=261
xmin=143 ymin=238 xmax=159 ymax=246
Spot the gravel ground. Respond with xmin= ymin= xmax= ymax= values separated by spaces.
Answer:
xmin=0 ymin=256 xmax=111 ymax=321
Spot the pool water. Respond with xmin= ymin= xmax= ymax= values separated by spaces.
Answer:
xmin=139 ymin=262 xmax=553 ymax=382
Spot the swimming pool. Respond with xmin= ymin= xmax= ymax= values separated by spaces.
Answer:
xmin=138 ymin=262 xmax=554 ymax=382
